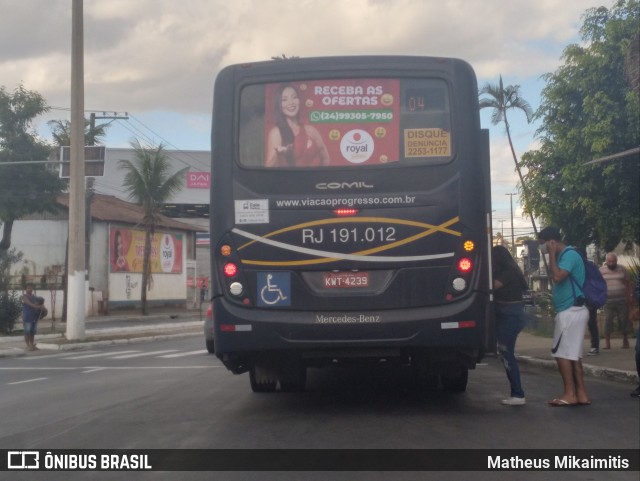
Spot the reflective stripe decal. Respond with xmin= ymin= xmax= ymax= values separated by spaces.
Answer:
xmin=233 ymin=216 xmax=460 ymax=267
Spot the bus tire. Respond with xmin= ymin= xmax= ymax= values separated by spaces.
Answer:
xmin=249 ymin=365 xmax=277 ymax=393
xmin=441 ymin=369 xmax=468 ymax=393
xmin=280 ymin=366 xmax=307 ymax=392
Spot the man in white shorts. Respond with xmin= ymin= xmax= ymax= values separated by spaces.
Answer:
xmin=538 ymin=227 xmax=590 ymax=407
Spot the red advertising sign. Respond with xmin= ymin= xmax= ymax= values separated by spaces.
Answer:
xmin=110 ymin=227 xmax=183 ymax=274
xmin=264 ymin=79 xmax=400 ymax=167
xmin=187 ymin=172 xmax=211 ymax=188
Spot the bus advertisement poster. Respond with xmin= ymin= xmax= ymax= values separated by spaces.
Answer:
xmin=264 ymin=79 xmax=400 ymax=167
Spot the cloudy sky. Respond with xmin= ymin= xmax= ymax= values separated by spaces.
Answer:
xmin=2 ymin=0 xmax=607 ymax=236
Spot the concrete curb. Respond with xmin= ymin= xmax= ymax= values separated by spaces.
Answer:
xmin=517 ymin=355 xmax=637 ymax=385
xmin=36 ymin=330 xmax=200 ymax=351
xmin=0 ymin=325 xmax=202 ymax=357
xmin=0 ymin=348 xmax=27 ymax=358
xmin=0 ymin=321 xmax=203 ymax=343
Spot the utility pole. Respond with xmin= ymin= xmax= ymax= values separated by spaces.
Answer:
xmin=68 ymin=0 xmax=86 ymax=340
xmin=506 ymin=193 xmax=517 ymax=257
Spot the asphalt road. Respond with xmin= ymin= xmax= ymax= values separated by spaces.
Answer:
xmin=1 ymin=336 xmax=638 ymax=481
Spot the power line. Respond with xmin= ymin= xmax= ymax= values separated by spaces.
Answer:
xmin=48 ymin=107 xmax=210 ymax=170
xmin=128 ymin=115 xmax=209 ymax=169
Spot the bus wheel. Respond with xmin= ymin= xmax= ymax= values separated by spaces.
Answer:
xmin=280 ymin=366 xmax=307 ymax=392
xmin=441 ymin=369 xmax=468 ymax=393
xmin=249 ymin=365 xmax=277 ymax=393
xmin=415 ymin=373 xmax=439 ymax=393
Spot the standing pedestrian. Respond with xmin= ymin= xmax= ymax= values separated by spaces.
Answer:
xmin=631 ymin=274 xmax=640 ymax=399
xmin=586 ymin=306 xmax=600 ymax=355
xmin=537 ymin=227 xmax=590 ymax=407
xmin=22 ymin=283 xmax=44 ymax=351
xmin=492 ymin=245 xmax=528 ymax=406
xmin=599 ymin=253 xmax=631 ymax=349
xmin=577 ymin=248 xmax=600 ymax=355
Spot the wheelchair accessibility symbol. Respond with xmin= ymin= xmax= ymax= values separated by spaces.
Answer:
xmin=257 ymin=272 xmax=291 ymax=307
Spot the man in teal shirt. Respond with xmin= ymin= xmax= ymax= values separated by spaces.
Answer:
xmin=538 ymin=227 xmax=590 ymax=407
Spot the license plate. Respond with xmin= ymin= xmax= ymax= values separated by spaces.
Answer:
xmin=323 ymin=272 xmax=370 ymax=288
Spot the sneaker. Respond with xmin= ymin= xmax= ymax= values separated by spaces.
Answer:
xmin=631 ymin=387 xmax=640 ymax=399
xmin=587 ymin=348 xmax=599 ymax=355
xmin=501 ymin=397 xmax=526 ymax=406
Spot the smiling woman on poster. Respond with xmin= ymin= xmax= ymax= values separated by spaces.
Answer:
xmin=111 ymin=229 xmax=130 ymax=272
xmin=265 ymin=84 xmax=330 ymax=168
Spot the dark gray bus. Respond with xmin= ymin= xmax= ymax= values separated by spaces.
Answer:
xmin=208 ymin=56 xmax=493 ymax=393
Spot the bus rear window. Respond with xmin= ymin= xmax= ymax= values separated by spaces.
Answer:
xmin=238 ymin=78 xmax=452 ymax=168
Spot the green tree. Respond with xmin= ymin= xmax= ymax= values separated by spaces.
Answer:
xmin=520 ymin=0 xmax=639 ymax=250
xmin=48 ymin=118 xmax=109 ymax=147
xmin=0 ymin=248 xmax=23 ymax=333
xmin=0 ymin=85 xmax=66 ymax=251
xmin=118 ymin=140 xmax=187 ymax=314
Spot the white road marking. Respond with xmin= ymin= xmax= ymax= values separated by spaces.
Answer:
xmin=8 ymin=377 xmax=48 ymax=385
xmin=79 ymin=366 xmax=220 ymax=369
xmin=0 ymin=367 xmax=76 ymax=370
xmin=82 ymin=368 xmax=107 ymax=373
xmin=64 ymin=351 xmax=139 ymax=360
xmin=110 ymin=350 xmax=179 ymax=359
xmin=158 ymin=350 xmax=208 ymax=358
xmin=20 ymin=351 xmax=98 ymax=360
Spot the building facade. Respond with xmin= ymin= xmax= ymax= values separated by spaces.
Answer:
xmin=8 ymin=147 xmax=211 ymax=316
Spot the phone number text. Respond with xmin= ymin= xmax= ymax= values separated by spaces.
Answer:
xmin=310 ymin=110 xmax=394 ymax=123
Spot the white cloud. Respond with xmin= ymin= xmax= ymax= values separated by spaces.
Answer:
xmin=2 ymin=0 xmax=601 ymax=108
xmin=0 ymin=0 xmax=604 ymax=155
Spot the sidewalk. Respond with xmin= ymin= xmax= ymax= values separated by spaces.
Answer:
xmin=0 ymin=307 xmax=204 ymax=357
xmin=515 ymin=331 xmax=637 ymax=384
xmin=1 ymin=311 xmax=637 ymax=385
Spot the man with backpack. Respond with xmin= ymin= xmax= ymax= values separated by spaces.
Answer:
xmin=538 ymin=227 xmax=591 ymax=407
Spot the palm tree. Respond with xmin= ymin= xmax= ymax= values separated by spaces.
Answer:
xmin=118 ymin=140 xmax=188 ymax=314
xmin=48 ymin=118 xmax=109 ymax=147
xmin=479 ymin=76 xmax=551 ymax=279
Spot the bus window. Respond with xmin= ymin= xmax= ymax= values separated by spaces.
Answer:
xmin=238 ymin=78 xmax=453 ymax=169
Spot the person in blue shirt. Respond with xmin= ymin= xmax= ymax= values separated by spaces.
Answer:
xmin=22 ymin=283 xmax=44 ymax=351
xmin=538 ymin=227 xmax=590 ymax=407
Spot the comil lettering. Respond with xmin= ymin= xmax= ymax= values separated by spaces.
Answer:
xmin=315 ymin=181 xmax=374 ymax=190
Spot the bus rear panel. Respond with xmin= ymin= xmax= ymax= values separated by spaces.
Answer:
xmin=209 ymin=56 xmax=493 ymax=392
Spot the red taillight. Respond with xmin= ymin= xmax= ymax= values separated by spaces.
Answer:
xmin=206 ymin=305 xmax=212 ymax=320
xmin=457 ymin=258 xmax=473 ymax=273
xmin=223 ymin=263 xmax=238 ymax=277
